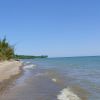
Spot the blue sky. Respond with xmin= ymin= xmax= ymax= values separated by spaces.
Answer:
xmin=0 ymin=0 xmax=100 ymax=57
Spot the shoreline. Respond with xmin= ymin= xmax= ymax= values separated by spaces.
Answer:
xmin=0 ymin=61 xmax=23 ymax=93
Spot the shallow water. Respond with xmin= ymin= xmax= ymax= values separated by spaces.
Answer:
xmin=0 ymin=56 xmax=100 ymax=100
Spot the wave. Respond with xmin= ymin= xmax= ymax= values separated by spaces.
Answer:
xmin=52 ymin=78 xmax=57 ymax=82
xmin=57 ymin=87 xmax=81 ymax=100
xmin=25 ymin=61 xmax=31 ymax=64
xmin=24 ymin=64 xmax=36 ymax=69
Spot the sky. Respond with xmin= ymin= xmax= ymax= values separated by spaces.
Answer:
xmin=0 ymin=0 xmax=100 ymax=57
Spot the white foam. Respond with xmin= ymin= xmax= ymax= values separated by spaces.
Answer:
xmin=52 ymin=78 xmax=57 ymax=82
xmin=26 ymin=62 xmax=31 ymax=64
xmin=57 ymin=87 xmax=81 ymax=100
xmin=24 ymin=64 xmax=36 ymax=69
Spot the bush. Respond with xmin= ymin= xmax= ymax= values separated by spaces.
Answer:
xmin=0 ymin=37 xmax=14 ymax=61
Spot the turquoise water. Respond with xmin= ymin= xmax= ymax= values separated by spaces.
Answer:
xmin=0 ymin=56 xmax=100 ymax=100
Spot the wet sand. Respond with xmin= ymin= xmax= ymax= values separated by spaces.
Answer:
xmin=0 ymin=61 xmax=23 ymax=93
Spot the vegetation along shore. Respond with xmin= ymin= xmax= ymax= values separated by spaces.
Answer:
xmin=0 ymin=37 xmax=23 ymax=92
xmin=0 ymin=37 xmax=48 ymax=93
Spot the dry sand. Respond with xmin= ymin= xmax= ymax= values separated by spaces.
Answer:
xmin=0 ymin=61 xmax=22 ymax=82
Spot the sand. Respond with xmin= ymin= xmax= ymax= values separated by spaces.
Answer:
xmin=0 ymin=60 xmax=23 ymax=93
xmin=0 ymin=61 xmax=22 ymax=82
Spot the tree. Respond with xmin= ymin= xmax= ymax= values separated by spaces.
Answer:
xmin=0 ymin=37 xmax=14 ymax=61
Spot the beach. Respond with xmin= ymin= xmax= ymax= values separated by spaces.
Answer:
xmin=0 ymin=57 xmax=100 ymax=100
xmin=0 ymin=61 xmax=23 ymax=92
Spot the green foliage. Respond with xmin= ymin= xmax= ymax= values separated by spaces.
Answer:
xmin=0 ymin=37 xmax=48 ymax=60
xmin=0 ymin=37 xmax=14 ymax=61
xmin=15 ymin=55 xmax=48 ymax=59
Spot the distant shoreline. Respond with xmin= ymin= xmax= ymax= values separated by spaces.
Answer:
xmin=15 ymin=55 xmax=48 ymax=59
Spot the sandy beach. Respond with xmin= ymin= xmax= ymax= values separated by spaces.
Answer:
xmin=0 ymin=61 xmax=23 ymax=92
xmin=0 ymin=61 xmax=22 ymax=82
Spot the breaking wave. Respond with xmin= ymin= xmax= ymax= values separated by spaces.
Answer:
xmin=24 ymin=64 xmax=36 ymax=69
xmin=57 ymin=87 xmax=81 ymax=100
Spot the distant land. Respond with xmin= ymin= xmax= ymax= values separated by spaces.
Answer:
xmin=15 ymin=55 xmax=48 ymax=59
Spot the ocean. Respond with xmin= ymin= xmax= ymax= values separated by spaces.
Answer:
xmin=0 ymin=56 xmax=100 ymax=100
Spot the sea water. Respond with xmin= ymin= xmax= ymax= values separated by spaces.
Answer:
xmin=0 ymin=56 xmax=100 ymax=100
